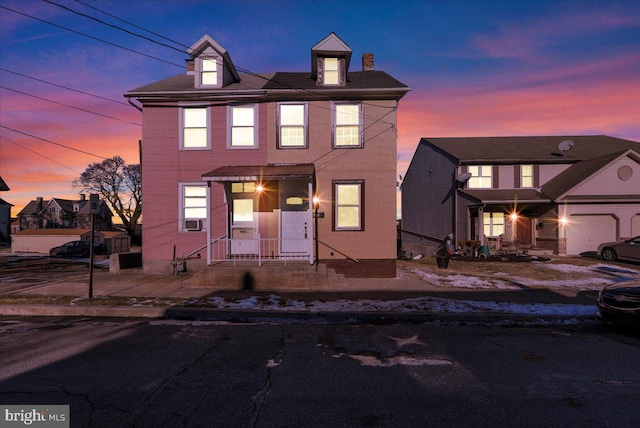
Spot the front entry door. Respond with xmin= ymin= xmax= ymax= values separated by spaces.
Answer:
xmin=281 ymin=211 xmax=308 ymax=255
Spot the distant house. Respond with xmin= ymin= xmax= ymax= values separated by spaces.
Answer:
xmin=17 ymin=195 xmax=113 ymax=231
xmin=401 ymin=136 xmax=640 ymax=257
xmin=0 ymin=176 xmax=12 ymax=245
xmin=125 ymin=33 xmax=410 ymax=277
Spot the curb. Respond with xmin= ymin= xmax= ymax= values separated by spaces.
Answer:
xmin=0 ymin=304 xmax=597 ymax=324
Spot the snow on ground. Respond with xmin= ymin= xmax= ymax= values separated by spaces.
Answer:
xmin=409 ymin=262 xmax=640 ymax=291
xmin=190 ymin=295 xmax=598 ymax=317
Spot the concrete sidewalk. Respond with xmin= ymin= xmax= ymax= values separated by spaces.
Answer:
xmin=0 ymin=262 xmax=600 ymax=323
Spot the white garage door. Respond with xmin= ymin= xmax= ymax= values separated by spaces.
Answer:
xmin=566 ymin=215 xmax=616 ymax=255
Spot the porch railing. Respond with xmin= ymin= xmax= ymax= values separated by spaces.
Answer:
xmin=209 ymin=235 xmax=312 ymax=266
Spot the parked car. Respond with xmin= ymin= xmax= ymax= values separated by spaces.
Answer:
xmin=597 ymin=280 xmax=640 ymax=327
xmin=597 ymin=236 xmax=640 ymax=262
xmin=49 ymin=241 xmax=108 ymax=258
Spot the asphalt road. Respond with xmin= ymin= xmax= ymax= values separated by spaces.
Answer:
xmin=1 ymin=317 xmax=639 ymax=428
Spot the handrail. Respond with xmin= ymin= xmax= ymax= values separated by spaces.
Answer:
xmin=210 ymin=234 xmax=228 ymax=245
xmin=315 ymin=239 xmax=359 ymax=263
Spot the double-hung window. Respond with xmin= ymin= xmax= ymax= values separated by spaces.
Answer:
xmin=520 ymin=165 xmax=533 ymax=188
xmin=201 ymin=58 xmax=218 ymax=86
xmin=323 ymin=58 xmax=340 ymax=85
xmin=468 ymin=165 xmax=492 ymax=188
xmin=180 ymin=107 xmax=209 ymax=149
xmin=229 ymin=105 xmax=258 ymax=148
xmin=334 ymin=180 xmax=364 ymax=231
xmin=278 ymin=103 xmax=307 ymax=148
xmin=180 ymin=184 xmax=207 ymax=231
xmin=334 ymin=103 xmax=362 ymax=148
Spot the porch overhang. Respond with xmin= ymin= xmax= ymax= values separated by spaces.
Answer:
xmin=460 ymin=189 xmax=551 ymax=205
xmin=202 ymin=164 xmax=315 ymax=182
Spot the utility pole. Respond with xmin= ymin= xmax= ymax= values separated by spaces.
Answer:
xmin=88 ymin=194 xmax=99 ymax=298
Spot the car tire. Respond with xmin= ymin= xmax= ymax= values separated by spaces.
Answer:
xmin=602 ymin=248 xmax=617 ymax=261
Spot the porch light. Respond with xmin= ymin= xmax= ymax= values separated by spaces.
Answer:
xmin=256 ymin=184 xmax=264 ymax=193
xmin=313 ymin=196 xmax=320 ymax=206
xmin=559 ymin=216 xmax=568 ymax=225
xmin=509 ymin=213 xmax=518 ymax=221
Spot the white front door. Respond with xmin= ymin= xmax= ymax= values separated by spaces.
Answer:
xmin=281 ymin=211 xmax=308 ymax=255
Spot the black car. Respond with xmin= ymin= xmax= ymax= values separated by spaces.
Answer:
xmin=49 ymin=241 xmax=109 ymax=258
xmin=597 ymin=280 xmax=640 ymax=327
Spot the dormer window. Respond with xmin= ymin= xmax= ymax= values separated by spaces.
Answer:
xmin=201 ymin=57 xmax=218 ymax=85
xmin=323 ymin=58 xmax=340 ymax=85
xmin=312 ymin=33 xmax=352 ymax=87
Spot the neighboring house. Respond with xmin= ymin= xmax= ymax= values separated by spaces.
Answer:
xmin=125 ymin=33 xmax=410 ymax=277
xmin=401 ymin=136 xmax=640 ymax=257
xmin=17 ymin=195 xmax=113 ymax=231
xmin=0 ymin=176 xmax=12 ymax=245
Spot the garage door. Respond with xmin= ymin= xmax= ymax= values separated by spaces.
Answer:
xmin=566 ymin=215 xmax=616 ymax=255
xmin=632 ymin=215 xmax=640 ymax=237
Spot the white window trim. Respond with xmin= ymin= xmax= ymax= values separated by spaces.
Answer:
xmin=179 ymin=183 xmax=208 ymax=232
xmin=332 ymin=102 xmax=363 ymax=148
xmin=227 ymin=104 xmax=259 ymax=149
xmin=179 ymin=105 xmax=211 ymax=150
xmin=195 ymin=48 xmax=222 ymax=88
xmin=323 ymin=57 xmax=341 ymax=86
xmin=277 ymin=102 xmax=308 ymax=149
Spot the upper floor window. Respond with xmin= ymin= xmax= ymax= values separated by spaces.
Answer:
xmin=278 ymin=103 xmax=307 ymax=148
xmin=228 ymin=105 xmax=258 ymax=148
xmin=180 ymin=107 xmax=210 ymax=149
xmin=334 ymin=180 xmax=364 ymax=231
xmin=521 ymin=165 xmax=533 ymax=188
xmin=323 ymin=58 xmax=340 ymax=85
xmin=468 ymin=165 xmax=492 ymax=189
xmin=334 ymin=103 xmax=362 ymax=148
xmin=201 ymin=58 xmax=218 ymax=85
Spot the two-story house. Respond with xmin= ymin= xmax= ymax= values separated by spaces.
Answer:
xmin=125 ymin=33 xmax=410 ymax=277
xmin=17 ymin=195 xmax=113 ymax=231
xmin=401 ymin=136 xmax=640 ymax=257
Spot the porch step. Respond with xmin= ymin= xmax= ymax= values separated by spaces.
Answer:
xmin=327 ymin=268 xmax=348 ymax=288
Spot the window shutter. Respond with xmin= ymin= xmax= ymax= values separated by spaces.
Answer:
xmin=514 ymin=165 xmax=520 ymax=188
xmin=534 ymin=165 xmax=540 ymax=188
xmin=316 ymin=58 xmax=324 ymax=86
xmin=492 ymin=165 xmax=499 ymax=189
xmin=339 ymin=58 xmax=346 ymax=86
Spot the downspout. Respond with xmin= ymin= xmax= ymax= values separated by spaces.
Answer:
xmin=127 ymin=98 xmax=143 ymax=112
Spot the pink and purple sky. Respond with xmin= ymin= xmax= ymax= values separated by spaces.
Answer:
xmin=1 ymin=0 xmax=639 ymax=217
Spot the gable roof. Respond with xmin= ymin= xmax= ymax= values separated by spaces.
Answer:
xmin=0 ymin=176 xmax=9 ymax=191
xmin=542 ymin=149 xmax=640 ymax=201
xmin=420 ymin=136 xmax=640 ymax=164
xmin=0 ymin=197 xmax=13 ymax=207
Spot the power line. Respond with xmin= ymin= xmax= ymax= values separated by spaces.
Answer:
xmin=0 ymin=125 xmax=109 ymax=160
xmin=0 ymin=68 xmax=130 ymax=107
xmin=0 ymin=5 xmax=184 ymax=69
xmin=0 ymin=86 xmax=141 ymax=126
xmin=0 ymin=136 xmax=79 ymax=172
xmin=43 ymin=1 xmax=400 ymax=126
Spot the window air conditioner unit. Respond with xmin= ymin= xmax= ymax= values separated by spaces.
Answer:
xmin=184 ymin=219 xmax=203 ymax=231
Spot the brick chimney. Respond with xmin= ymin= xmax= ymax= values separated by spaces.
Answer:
xmin=362 ymin=53 xmax=374 ymax=71
xmin=36 ymin=196 xmax=43 ymax=212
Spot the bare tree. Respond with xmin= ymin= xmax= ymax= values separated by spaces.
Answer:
xmin=73 ymin=156 xmax=141 ymax=238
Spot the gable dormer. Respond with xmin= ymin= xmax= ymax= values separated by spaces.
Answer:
xmin=187 ymin=34 xmax=240 ymax=88
xmin=311 ymin=32 xmax=352 ymax=87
